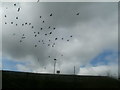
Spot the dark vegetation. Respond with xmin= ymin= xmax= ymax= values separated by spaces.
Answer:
xmin=2 ymin=70 xmax=119 ymax=89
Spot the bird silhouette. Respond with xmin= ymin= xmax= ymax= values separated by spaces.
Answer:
xmin=50 ymin=13 xmax=52 ymax=16
xmin=48 ymin=44 xmax=50 ymax=46
xmin=40 ymin=28 xmax=43 ymax=30
xmin=76 ymin=13 xmax=79 ymax=15
xmin=11 ymin=22 xmax=13 ymax=24
xmin=18 ymin=8 xmax=20 ymax=12
xmin=5 ymin=15 xmax=7 ymax=17
xmin=25 ymin=22 xmax=27 ymax=25
xmin=49 ymin=32 xmax=52 ymax=34
xmin=29 ymin=23 xmax=31 ymax=25
xmin=35 ymin=45 xmax=37 ymax=47
xmin=55 ymin=38 xmax=57 ymax=40
xmin=48 ymin=26 xmax=50 ymax=29
xmin=32 ymin=26 xmax=34 ymax=28
xmin=20 ymin=40 xmax=22 ymax=42
xmin=40 ymin=16 xmax=42 ymax=18
xmin=14 ymin=4 xmax=16 ymax=6
xmin=54 ymin=59 xmax=57 ymax=61
xmin=16 ymin=17 xmax=18 ymax=19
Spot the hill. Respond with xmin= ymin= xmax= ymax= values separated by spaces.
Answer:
xmin=2 ymin=70 xmax=119 ymax=88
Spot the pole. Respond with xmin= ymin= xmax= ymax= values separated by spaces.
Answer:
xmin=54 ymin=59 xmax=57 ymax=74
xmin=74 ymin=66 xmax=75 ymax=75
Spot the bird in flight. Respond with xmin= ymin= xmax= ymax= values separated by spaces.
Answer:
xmin=18 ymin=8 xmax=20 ymax=12
xmin=50 ymin=13 xmax=52 ymax=16
xmin=14 ymin=3 xmax=16 ymax=6
xmin=76 ymin=13 xmax=79 ymax=15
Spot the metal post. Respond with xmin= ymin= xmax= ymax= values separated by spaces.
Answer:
xmin=74 ymin=66 xmax=75 ymax=75
xmin=54 ymin=59 xmax=57 ymax=74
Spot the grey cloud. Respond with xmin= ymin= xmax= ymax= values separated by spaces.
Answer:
xmin=2 ymin=2 xmax=118 ymax=74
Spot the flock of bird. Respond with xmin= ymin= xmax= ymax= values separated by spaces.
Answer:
xmin=4 ymin=3 xmax=80 ymax=65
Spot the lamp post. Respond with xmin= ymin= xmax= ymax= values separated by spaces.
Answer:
xmin=54 ymin=59 xmax=57 ymax=74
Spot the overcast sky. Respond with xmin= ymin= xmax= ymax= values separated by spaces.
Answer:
xmin=0 ymin=2 xmax=118 ymax=78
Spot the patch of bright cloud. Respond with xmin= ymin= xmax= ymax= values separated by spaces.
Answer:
xmin=79 ymin=64 xmax=118 ymax=78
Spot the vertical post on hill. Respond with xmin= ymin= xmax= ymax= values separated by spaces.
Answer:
xmin=74 ymin=66 xmax=75 ymax=75
xmin=54 ymin=59 xmax=57 ymax=74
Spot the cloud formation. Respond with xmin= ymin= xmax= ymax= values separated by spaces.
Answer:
xmin=2 ymin=2 xmax=118 ymax=75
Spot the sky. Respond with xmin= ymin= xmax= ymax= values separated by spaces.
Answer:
xmin=0 ymin=1 xmax=119 ymax=78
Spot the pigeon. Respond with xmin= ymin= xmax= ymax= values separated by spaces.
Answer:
xmin=55 ymin=38 xmax=57 ymax=40
xmin=18 ymin=8 xmax=20 ymax=12
xmin=35 ymin=45 xmax=37 ymax=47
xmin=48 ymin=44 xmax=50 ymax=46
xmin=67 ymin=40 xmax=69 ymax=41
xmin=40 ymin=28 xmax=43 ymax=30
xmin=14 ymin=4 xmax=16 ymax=6
xmin=11 ymin=22 xmax=13 ymax=24
xmin=54 ymin=59 xmax=57 ymax=61
xmin=40 ymin=16 xmax=42 ymax=18
xmin=25 ymin=22 xmax=27 ymax=25
xmin=70 ymin=35 xmax=72 ymax=37
xmin=49 ymin=32 xmax=52 ymax=34
xmin=22 ymin=37 xmax=26 ymax=39
xmin=5 ymin=22 xmax=7 ymax=24
xmin=76 ymin=13 xmax=79 ymax=15
xmin=16 ymin=17 xmax=18 ymax=19
xmin=29 ymin=23 xmax=31 ymax=25
xmin=62 ymin=38 xmax=64 ymax=40
xmin=20 ymin=40 xmax=22 ymax=42
xmin=53 ymin=28 xmax=55 ymax=30
xmin=48 ymin=26 xmax=50 ymax=29
xmin=5 ymin=15 xmax=7 ymax=17
xmin=42 ymin=21 xmax=44 ymax=23
xmin=38 ymin=32 xmax=40 ymax=34
xmin=32 ymin=26 xmax=34 ymax=28
xmin=45 ymin=34 xmax=47 ymax=36
xmin=50 ymin=13 xmax=52 ymax=16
